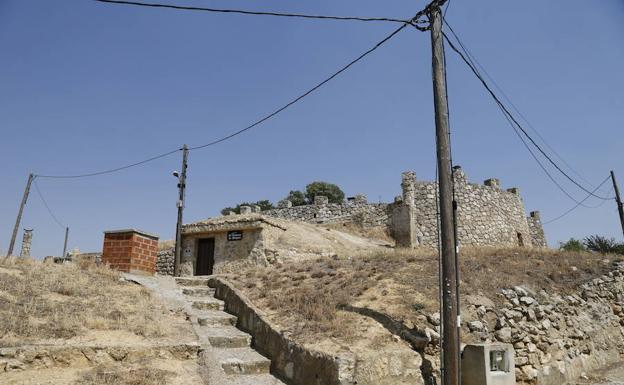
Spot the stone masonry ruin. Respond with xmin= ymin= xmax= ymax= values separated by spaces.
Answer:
xmin=261 ymin=167 xmax=547 ymax=248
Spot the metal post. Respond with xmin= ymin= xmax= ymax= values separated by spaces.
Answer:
xmin=611 ymin=171 xmax=624 ymax=239
xmin=62 ymin=227 xmax=69 ymax=262
xmin=8 ymin=173 xmax=34 ymax=256
xmin=429 ymin=3 xmax=459 ymax=385
xmin=174 ymin=145 xmax=189 ymax=276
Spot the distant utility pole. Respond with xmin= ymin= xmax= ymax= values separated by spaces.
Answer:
xmin=611 ymin=171 xmax=624 ymax=239
xmin=428 ymin=2 xmax=460 ymax=385
xmin=61 ymin=227 xmax=69 ymax=262
xmin=174 ymin=145 xmax=189 ymax=277
xmin=8 ymin=173 xmax=35 ymax=256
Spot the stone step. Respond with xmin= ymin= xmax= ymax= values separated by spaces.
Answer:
xmin=193 ymin=299 xmax=225 ymax=311
xmin=197 ymin=326 xmax=252 ymax=348
xmin=196 ymin=310 xmax=237 ymax=327
xmin=225 ymin=374 xmax=287 ymax=385
xmin=175 ymin=277 xmax=210 ymax=287
xmin=182 ymin=287 xmax=216 ymax=296
xmin=217 ymin=348 xmax=271 ymax=375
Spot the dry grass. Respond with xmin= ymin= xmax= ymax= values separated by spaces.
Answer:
xmin=76 ymin=363 xmax=173 ymax=385
xmin=0 ymin=257 xmax=168 ymax=347
xmin=224 ymin=247 xmax=619 ymax=345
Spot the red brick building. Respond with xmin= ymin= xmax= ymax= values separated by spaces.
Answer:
xmin=102 ymin=229 xmax=159 ymax=275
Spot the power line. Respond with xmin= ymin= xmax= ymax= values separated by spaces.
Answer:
xmin=441 ymin=19 xmax=610 ymax=197
xmin=36 ymin=148 xmax=181 ymax=179
xmin=442 ymin=27 xmax=614 ymax=201
xmin=94 ymin=0 xmax=417 ymax=25
xmin=439 ymin=24 xmax=600 ymax=208
xmin=188 ymin=22 xmax=410 ymax=151
xmin=544 ymin=175 xmax=613 ymax=225
xmin=33 ymin=179 xmax=66 ymax=229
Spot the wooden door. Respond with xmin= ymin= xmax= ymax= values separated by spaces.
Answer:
xmin=196 ymin=238 xmax=215 ymax=276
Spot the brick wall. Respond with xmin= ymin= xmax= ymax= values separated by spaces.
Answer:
xmin=102 ymin=230 xmax=159 ymax=275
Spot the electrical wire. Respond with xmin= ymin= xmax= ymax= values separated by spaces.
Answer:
xmin=188 ymin=22 xmax=410 ymax=151
xmin=33 ymin=179 xmax=66 ymax=229
xmin=442 ymin=29 xmax=614 ymax=201
xmin=36 ymin=148 xmax=181 ymax=179
xmin=94 ymin=0 xmax=415 ymax=25
xmin=544 ymin=175 xmax=613 ymax=225
xmin=440 ymin=27 xmax=601 ymax=208
xmin=442 ymin=19 xmax=611 ymax=197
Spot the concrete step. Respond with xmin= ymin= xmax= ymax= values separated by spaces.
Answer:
xmin=182 ymin=287 xmax=216 ymax=296
xmin=197 ymin=326 xmax=252 ymax=348
xmin=217 ymin=348 xmax=271 ymax=375
xmin=175 ymin=277 xmax=210 ymax=287
xmin=193 ymin=298 xmax=225 ymax=311
xmin=196 ymin=310 xmax=237 ymax=327
xmin=226 ymin=374 xmax=287 ymax=385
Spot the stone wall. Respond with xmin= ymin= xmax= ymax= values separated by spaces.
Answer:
xmin=257 ymin=168 xmax=546 ymax=249
xmin=157 ymin=248 xmax=174 ymax=276
xmin=262 ymin=198 xmax=390 ymax=228
xmin=394 ymin=168 xmax=546 ymax=248
xmin=450 ymin=261 xmax=624 ymax=384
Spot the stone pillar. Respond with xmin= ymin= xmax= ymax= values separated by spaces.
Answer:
xmin=527 ymin=211 xmax=547 ymax=248
xmin=239 ymin=206 xmax=252 ymax=215
xmin=394 ymin=172 xmax=418 ymax=248
xmin=251 ymin=205 xmax=261 ymax=213
xmin=354 ymin=194 xmax=368 ymax=204
xmin=20 ymin=229 xmax=33 ymax=258
xmin=452 ymin=165 xmax=467 ymax=184
xmin=277 ymin=199 xmax=293 ymax=208
xmin=401 ymin=171 xmax=417 ymax=204
xmin=314 ymin=195 xmax=329 ymax=206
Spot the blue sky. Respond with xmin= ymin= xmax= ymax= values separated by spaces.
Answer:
xmin=1 ymin=0 xmax=623 ymax=257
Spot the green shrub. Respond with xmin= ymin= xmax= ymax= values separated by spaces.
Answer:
xmin=559 ymin=238 xmax=585 ymax=252
xmin=583 ymin=235 xmax=620 ymax=254
xmin=284 ymin=190 xmax=306 ymax=206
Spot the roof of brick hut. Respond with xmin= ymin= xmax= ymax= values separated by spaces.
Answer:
xmin=182 ymin=214 xmax=287 ymax=234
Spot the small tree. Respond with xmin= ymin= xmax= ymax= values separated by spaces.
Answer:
xmin=283 ymin=190 xmax=306 ymax=206
xmin=559 ymin=238 xmax=585 ymax=252
xmin=305 ymin=181 xmax=345 ymax=204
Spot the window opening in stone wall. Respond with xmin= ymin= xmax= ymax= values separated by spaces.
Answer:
xmin=517 ymin=232 xmax=524 ymax=247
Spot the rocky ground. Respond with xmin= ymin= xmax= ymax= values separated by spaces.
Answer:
xmin=573 ymin=362 xmax=624 ymax=384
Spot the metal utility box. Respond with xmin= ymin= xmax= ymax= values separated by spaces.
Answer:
xmin=461 ymin=343 xmax=516 ymax=385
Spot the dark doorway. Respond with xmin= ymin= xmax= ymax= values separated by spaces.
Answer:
xmin=517 ymin=232 xmax=525 ymax=247
xmin=196 ymin=238 xmax=215 ymax=276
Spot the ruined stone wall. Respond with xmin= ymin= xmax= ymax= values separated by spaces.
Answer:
xmin=262 ymin=200 xmax=391 ymax=228
xmin=395 ymin=168 xmax=544 ymax=248
xmin=527 ymin=212 xmax=548 ymax=248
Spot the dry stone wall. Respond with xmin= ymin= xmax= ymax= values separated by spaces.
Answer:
xmin=409 ymin=168 xmax=537 ymax=248
xmin=157 ymin=248 xmax=174 ymax=276
xmin=418 ymin=261 xmax=624 ymax=385
xmin=262 ymin=200 xmax=391 ymax=228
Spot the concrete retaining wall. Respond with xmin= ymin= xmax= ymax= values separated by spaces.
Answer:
xmin=208 ymin=277 xmax=353 ymax=385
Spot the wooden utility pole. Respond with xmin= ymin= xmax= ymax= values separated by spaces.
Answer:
xmin=611 ymin=171 xmax=624 ymax=239
xmin=174 ymin=145 xmax=189 ymax=276
xmin=61 ymin=227 xmax=69 ymax=262
xmin=8 ymin=173 xmax=35 ymax=256
xmin=429 ymin=2 xmax=460 ymax=385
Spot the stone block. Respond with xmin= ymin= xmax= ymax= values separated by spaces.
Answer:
xmin=314 ymin=195 xmax=329 ymax=206
xmin=239 ymin=206 xmax=252 ymax=215
xmin=484 ymin=178 xmax=501 ymax=189
xmin=461 ymin=343 xmax=516 ymax=385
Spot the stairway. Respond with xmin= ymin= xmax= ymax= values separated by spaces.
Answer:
xmin=175 ymin=277 xmax=287 ymax=385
